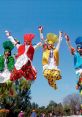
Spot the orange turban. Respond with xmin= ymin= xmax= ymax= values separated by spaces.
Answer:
xmin=24 ymin=34 xmax=35 ymax=42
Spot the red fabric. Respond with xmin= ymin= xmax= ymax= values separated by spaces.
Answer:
xmin=16 ymin=33 xmax=35 ymax=58
xmin=79 ymin=78 xmax=82 ymax=82
xmin=10 ymin=68 xmax=23 ymax=81
xmin=16 ymin=44 xmax=34 ymax=60
xmin=11 ymin=43 xmax=36 ymax=81
xmin=21 ymin=62 xmax=37 ymax=80
xmin=24 ymin=34 xmax=35 ymax=42
xmin=27 ymin=45 xmax=34 ymax=60
xmin=10 ymin=62 xmax=37 ymax=81
xmin=16 ymin=45 xmax=25 ymax=58
xmin=43 ymin=44 xmax=47 ymax=51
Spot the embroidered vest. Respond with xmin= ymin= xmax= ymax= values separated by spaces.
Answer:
xmin=17 ymin=45 xmax=34 ymax=61
xmin=42 ymin=48 xmax=59 ymax=66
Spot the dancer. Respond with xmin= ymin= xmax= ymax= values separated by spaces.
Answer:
xmin=0 ymin=40 xmax=14 ymax=83
xmin=38 ymin=26 xmax=62 ymax=89
xmin=0 ymin=40 xmax=15 ymax=96
xmin=64 ymin=34 xmax=82 ymax=87
xmin=5 ymin=31 xmax=42 ymax=81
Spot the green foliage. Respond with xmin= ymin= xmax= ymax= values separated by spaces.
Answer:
xmin=0 ymin=81 xmax=13 ymax=98
xmin=0 ymin=84 xmax=82 ymax=117
xmin=63 ymin=104 xmax=71 ymax=116
xmin=0 ymin=78 xmax=32 ymax=117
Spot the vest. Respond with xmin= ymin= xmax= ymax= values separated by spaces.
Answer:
xmin=42 ymin=48 xmax=59 ymax=66
xmin=17 ymin=45 xmax=34 ymax=61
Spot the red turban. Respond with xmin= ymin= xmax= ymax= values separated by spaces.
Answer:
xmin=24 ymin=34 xmax=35 ymax=42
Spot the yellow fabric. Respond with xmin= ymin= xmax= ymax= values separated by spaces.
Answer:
xmin=43 ymin=69 xmax=61 ymax=89
xmin=53 ymin=48 xmax=59 ymax=65
xmin=43 ymin=69 xmax=61 ymax=80
xmin=42 ymin=49 xmax=50 ymax=65
xmin=48 ymin=79 xmax=57 ymax=89
xmin=80 ymin=90 xmax=82 ymax=95
xmin=42 ymin=48 xmax=59 ymax=66
xmin=47 ymin=33 xmax=58 ymax=44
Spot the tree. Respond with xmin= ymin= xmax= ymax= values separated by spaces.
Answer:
xmin=31 ymin=102 xmax=39 ymax=109
xmin=63 ymin=93 xmax=81 ymax=115
xmin=55 ymin=103 xmax=63 ymax=116
xmin=63 ymin=104 xmax=71 ymax=116
xmin=47 ymin=100 xmax=57 ymax=111
xmin=0 ymin=78 xmax=32 ymax=117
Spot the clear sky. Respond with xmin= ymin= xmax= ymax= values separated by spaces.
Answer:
xmin=0 ymin=0 xmax=82 ymax=106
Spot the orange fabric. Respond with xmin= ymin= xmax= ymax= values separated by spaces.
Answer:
xmin=24 ymin=34 xmax=35 ymax=42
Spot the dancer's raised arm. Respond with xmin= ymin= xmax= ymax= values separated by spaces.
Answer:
xmin=56 ymin=31 xmax=63 ymax=50
xmin=64 ymin=33 xmax=75 ymax=54
xmin=38 ymin=26 xmax=44 ymax=40
xmin=5 ymin=30 xmax=20 ymax=48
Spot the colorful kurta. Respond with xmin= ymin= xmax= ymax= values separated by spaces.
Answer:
xmin=39 ymin=31 xmax=62 ymax=89
xmin=8 ymin=34 xmax=40 ymax=81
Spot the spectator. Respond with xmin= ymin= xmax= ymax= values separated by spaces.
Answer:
xmin=31 ymin=110 xmax=37 ymax=117
xmin=18 ymin=111 xmax=24 ymax=117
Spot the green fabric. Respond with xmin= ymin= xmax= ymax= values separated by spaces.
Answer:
xmin=0 ymin=55 xmax=15 ymax=71
xmin=3 ymin=41 xmax=14 ymax=51
xmin=7 ymin=56 xmax=15 ymax=71
xmin=0 ymin=56 xmax=4 ymax=71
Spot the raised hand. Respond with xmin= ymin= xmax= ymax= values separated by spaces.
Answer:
xmin=5 ymin=30 xmax=11 ymax=37
xmin=59 ymin=31 xmax=63 ymax=37
xmin=64 ymin=33 xmax=70 ymax=41
xmin=37 ymin=42 xmax=42 ymax=47
xmin=38 ymin=26 xmax=43 ymax=33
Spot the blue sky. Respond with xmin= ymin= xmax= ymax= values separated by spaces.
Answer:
xmin=0 ymin=0 xmax=82 ymax=106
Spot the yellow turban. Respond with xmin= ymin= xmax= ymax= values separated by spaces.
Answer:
xmin=46 ymin=33 xmax=58 ymax=44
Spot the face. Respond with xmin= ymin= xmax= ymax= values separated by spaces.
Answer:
xmin=24 ymin=41 xmax=31 ymax=45
xmin=47 ymin=44 xmax=54 ymax=49
xmin=4 ymin=51 xmax=10 ymax=57
xmin=77 ymin=45 xmax=82 ymax=55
